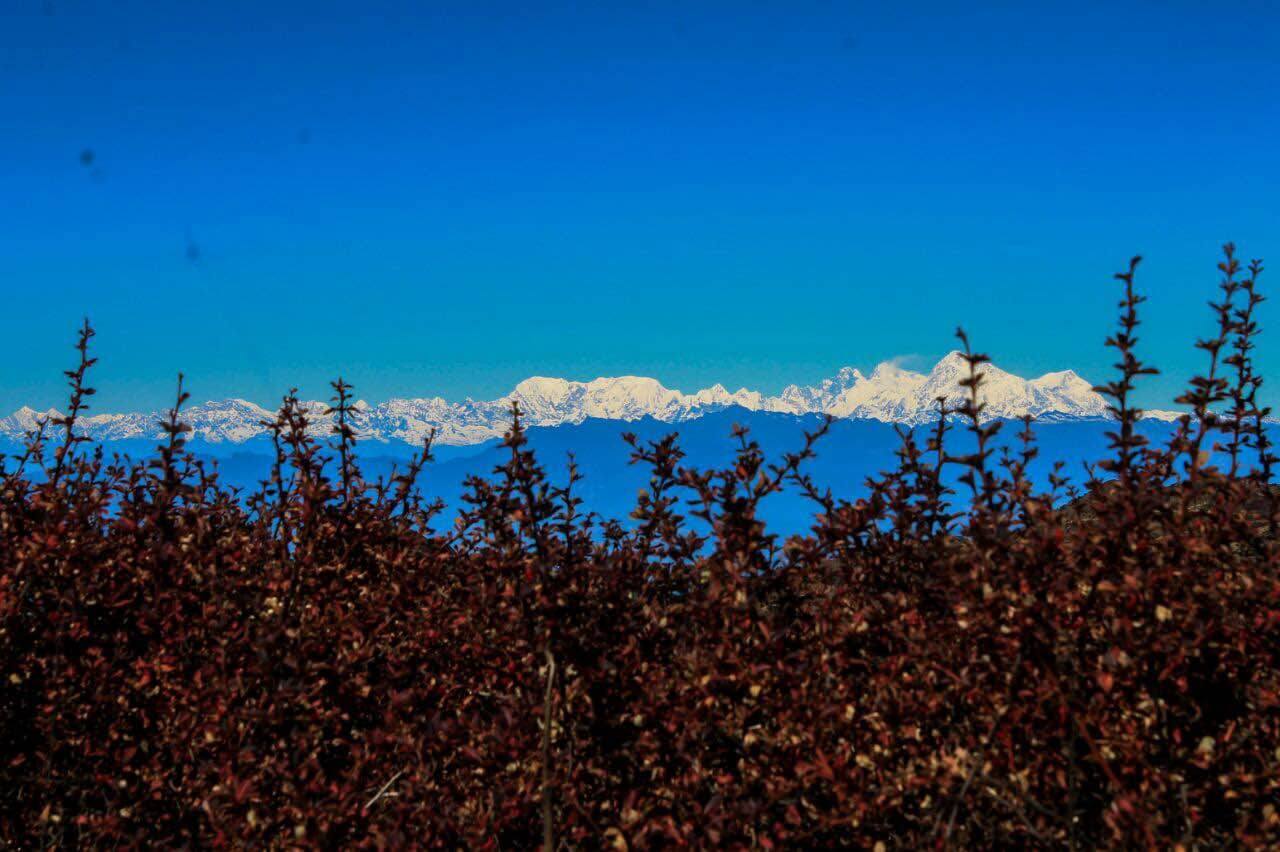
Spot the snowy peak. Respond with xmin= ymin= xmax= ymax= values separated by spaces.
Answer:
xmin=1030 ymin=369 xmax=1090 ymax=393
xmin=0 ymin=354 xmax=1141 ymax=447
xmin=182 ymin=399 xmax=275 ymax=443
xmin=507 ymin=376 xmax=686 ymax=427
xmin=0 ymin=406 xmax=64 ymax=436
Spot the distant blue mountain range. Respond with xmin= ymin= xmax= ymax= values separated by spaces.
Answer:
xmin=7 ymin=411 xmax=1260 ymax=537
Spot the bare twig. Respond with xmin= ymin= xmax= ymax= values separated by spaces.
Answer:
xmin=363 ymin=769 xmax=405 ymax=811
xmin=542 ymin=646 xmax=557 ymax=852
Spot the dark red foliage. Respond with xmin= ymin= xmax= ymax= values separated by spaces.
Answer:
xmin=2 ymin=246 xmax=1279 ymax=848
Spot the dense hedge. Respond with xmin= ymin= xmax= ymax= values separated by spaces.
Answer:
xmin=3 ymin=247 xmax=1279 ymax=848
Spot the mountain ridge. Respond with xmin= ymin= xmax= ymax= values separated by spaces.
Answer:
xmin=1 ymin=352 xmax=1183 ymax=447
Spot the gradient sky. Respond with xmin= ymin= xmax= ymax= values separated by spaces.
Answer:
xmin=3 ymin=0 xmax=1279 ymax=413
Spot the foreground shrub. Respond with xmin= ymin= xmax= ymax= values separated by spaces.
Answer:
xmin=2 ymin=246 xmax=1279 ymax=848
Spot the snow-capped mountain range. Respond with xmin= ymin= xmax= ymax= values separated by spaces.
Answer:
xmin=1 ymin=352 xmax=1181 ymax=448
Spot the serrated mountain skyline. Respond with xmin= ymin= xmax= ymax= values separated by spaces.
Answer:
xmin=1 ymin=352 xmax=1181 ymax=448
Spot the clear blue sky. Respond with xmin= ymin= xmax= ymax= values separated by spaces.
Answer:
xmin=2 ymin=0 xmax=1278 ymax=412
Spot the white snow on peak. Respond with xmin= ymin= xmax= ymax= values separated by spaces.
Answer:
xmin=0 ymin=406 xmax=64 ymax=436
xmin=1139 ymin=409 xmax=1186 ymax=423
xmin=1031 ymin=369 xmax=1084 ymax=388
xmin=509 ymin=376 xmax=688 ymax=425
xmin=0 ymin=354 xmax=1190 ymax=447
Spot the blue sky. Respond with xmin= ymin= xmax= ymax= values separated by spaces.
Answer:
xmin=2 ymin=0 xmax=1278 ymax=412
